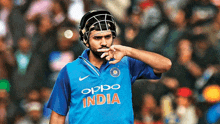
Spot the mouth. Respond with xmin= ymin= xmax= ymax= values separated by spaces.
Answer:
xmin=97 ymin=47 xmax=109 ymax=52
xmin=99 ymin=47 xmax=109 ymax=50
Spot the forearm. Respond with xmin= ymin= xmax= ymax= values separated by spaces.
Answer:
xmin=125 ymin=47 xmax=172 ymax=74
xmin=184 ymin=61 xmax=202 ymax=77
xmin=1 ymin=50 xmax=16 ymax=66
xmin=50 ymin=111 xmax=66 ymax=124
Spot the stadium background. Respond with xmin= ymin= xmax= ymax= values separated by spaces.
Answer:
xmin=0 ymin=0 xmax=220 ymax=123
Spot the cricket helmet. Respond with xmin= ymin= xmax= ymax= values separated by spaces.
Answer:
xmin=79 ymin=10 xmax=116 ymax=44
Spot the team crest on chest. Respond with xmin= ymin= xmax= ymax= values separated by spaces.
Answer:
xmin=110 ymin=67 xmax=120 ymax=77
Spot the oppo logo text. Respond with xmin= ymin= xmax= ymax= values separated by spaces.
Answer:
xmin=81 ymin=84 xmax=120 ymax=94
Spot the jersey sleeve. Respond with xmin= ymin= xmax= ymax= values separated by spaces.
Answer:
xmin=128 ymin=57 xmax=161 ymax=84
xmin=46 ymin=66 xmax=71 ymax=116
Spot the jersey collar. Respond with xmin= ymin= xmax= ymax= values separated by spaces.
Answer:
xmin=80 ymin=49 xmax=113 ymax=71
xmin=80 ymin=48 xmax=90 ymax=60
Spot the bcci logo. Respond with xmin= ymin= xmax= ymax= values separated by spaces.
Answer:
xmin=110 ymin=67 xmax=120 ymax=77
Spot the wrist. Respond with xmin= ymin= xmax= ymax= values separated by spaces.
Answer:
xmin=184 ymin=60 xmax=192 ymax=68
xmin=125 ymin=46 xmax=132 ymax=56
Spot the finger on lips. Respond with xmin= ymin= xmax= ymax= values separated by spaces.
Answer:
xmin=97 ymin=48 xmax=110 ymax=52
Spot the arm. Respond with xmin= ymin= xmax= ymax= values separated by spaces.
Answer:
xmin=184 ymin=60 xmax=202 ymax=77
xmin=46 ymin=66 xmax=71 ymax=123
xmin=0 ymin=42 xmax=16 ymax=66
xmin=125 ymin=46 xmax=172 ymax=74
xmin=50 ymin=111 xmax=66 ymax=124
xmin=98 ymin=45 xmax=172 ymax=74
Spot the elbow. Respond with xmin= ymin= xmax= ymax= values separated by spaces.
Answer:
xmin=164 ymin=59 xmax=172 ymax=72
xmin=154 ymin=59 xmax=172 ymax=74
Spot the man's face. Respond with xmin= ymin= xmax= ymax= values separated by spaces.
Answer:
xmin=18 ymin=38 xmax=31 ymax=53
xmin=176 ymin=96 xmax=189 ymax=107
xmin=87 ymin=30 xmax=113 ymax=58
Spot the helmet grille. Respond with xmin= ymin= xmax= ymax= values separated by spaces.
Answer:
xmin=79 ymin=11 xmax=116 ymax=43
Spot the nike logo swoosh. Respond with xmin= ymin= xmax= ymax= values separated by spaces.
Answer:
xmin=79 ymin=75 xmax=89 ymax=81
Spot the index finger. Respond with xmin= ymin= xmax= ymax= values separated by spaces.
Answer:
xmin=109 ymin=45 xmax=116 ymax=51
xmin=97 ymin=48 xmax=110 ymax=52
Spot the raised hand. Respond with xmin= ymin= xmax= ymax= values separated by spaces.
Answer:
xmin=97 ymin=45 xmax=127 ymax=64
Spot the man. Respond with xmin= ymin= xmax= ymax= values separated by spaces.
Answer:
xmin=47 ymin=10 xmax=172 ymax=124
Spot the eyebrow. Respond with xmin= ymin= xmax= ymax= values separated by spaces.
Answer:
xmin=90 ymin=30 xmax=112 ymax=37
xmin=93 ymin=34 xmax=112 ymax=38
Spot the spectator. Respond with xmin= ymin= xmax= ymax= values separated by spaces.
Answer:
xmin=118 ymin=8 xmax=147 ymax=49
xmin=160 ymin=78 xmax=180 ymax=123
xmin=192 ymin=34 xmax=220 ymax=69
xmin=134 ymin=93 xmax=163 ymax=124
xmin=164 ymin=87 xmax=199 ymax=124
xmin=192 ymin=34 xmax=220 ymax=91
xmin=0 ymin=0 xmax=33 ymax=49
xmin=19 ymin=88 xmax=41 ymax=112
xmin=175 ymin=87 xmax=199 ymax=124
xmin=47 ymin=27 xmax=77 ymax=87
xmin=31 ymin=14 xmax=56 ymax=56
xmin=139 ymin=0 xmax=160 ymax=29
xmin=25 ymin=0 xmax=53 ymax=22
xmin=0 ymin=34 xmax=16 ymax=80
xmin=132 ymin=79 xmax=170 ymax=120
xmin=11 ymin=37 xmax=45 ymax=102
xmin=186 ymin=0 xmax=219 ymax=47
xmin=15 ymin=101 xmax=49 ymax=124
xmin=102 ymin=0 xmax=131 ymax=23
xmin=25 ymin=0 xmax=53 ymax=37
xmin=51 ymin=0 xmax=71 ymax=28
xmin=0 ymin=79 xmax=17 ymax=124
xmin=162 ymin=9 xmax=191 ymax=60
xmin=165 ymin=38 xmax=202 ymax=89
xmin=187 ymin=0 xmax=218 ymax=26
xmin=144 ymin=19 xmax=169 ymax=54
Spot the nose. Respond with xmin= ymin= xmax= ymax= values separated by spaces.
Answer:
xmin=101 ymin=37 xmax=107 ymax=46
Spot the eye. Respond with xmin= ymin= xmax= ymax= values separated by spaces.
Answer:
xmin=93 ymin=36 xmax=102 ymax=40
xmin=105 ymin=35 xmax=112 ymax=39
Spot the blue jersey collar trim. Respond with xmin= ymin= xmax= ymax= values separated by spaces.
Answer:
xmin=80 ymin=49 xmax=90 ymax=60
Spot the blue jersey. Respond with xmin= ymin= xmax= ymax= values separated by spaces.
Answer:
xmin=47 ymin=49 xmax=161 ymax=124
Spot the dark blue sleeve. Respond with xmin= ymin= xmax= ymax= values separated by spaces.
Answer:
xmin=128 ymin=57 xmax=161 ymax=84
xmin=46 ymin=66 xmax=71 ymax=116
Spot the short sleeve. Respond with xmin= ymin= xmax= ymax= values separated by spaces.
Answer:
xmin=128 ymin=57 xmax=161 ymax=83
xmin=46 ymin=66 xmax=71 ymax=116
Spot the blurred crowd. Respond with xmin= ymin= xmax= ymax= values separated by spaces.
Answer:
xmin=0 ymin=0 xmax=219 ymax=124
